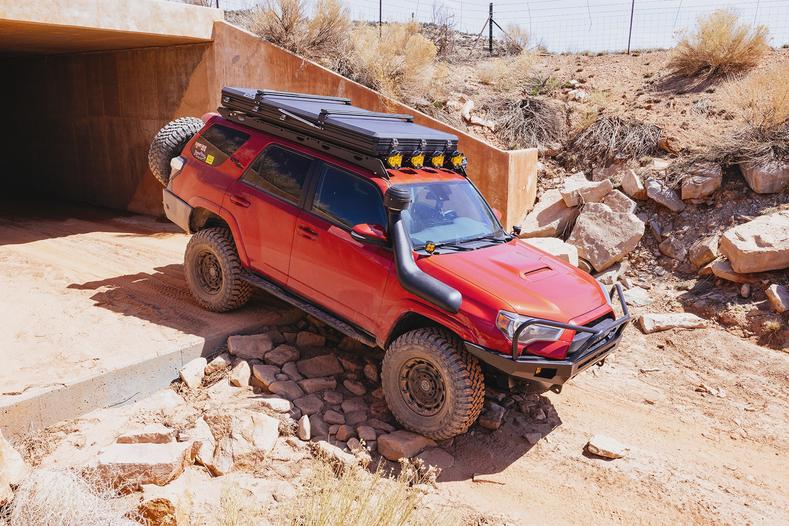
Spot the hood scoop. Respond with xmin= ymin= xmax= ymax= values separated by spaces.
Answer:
xmin=519 ymin=262 xmax=552 ymax=279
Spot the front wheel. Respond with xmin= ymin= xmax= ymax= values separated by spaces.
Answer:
xmin=184 ymin=228 xmax=252 ymax=312
xmin=382 ymin=328 xmax=485 ymax=440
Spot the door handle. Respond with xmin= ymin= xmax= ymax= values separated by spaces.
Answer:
xmin=298 ymin=225 xmax=318 ymax=237
xmin=228 ymin=194 xmax=250 ymax=208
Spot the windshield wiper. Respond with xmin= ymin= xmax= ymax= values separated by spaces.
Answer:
xmin=461 ymin=231 xmax=512 ymax=244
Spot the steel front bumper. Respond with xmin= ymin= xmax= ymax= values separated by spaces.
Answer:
xmin=464 ymin=284 xmax=631 ymax=390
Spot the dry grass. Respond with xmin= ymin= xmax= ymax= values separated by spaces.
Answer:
xmin=332 ymin=22 xmax=444 ymax=103
xmin=485 ymin=96 xmax=567 ymax=148
xmin=668 ymin=10 xmax=769 ymax=79
xmin=286 ymin=460 xmax=459 ymax=526
xmin=249 ymin=0 xmax=350 ymax=57
xmin=475 ymin=52 xmax=534 ymax=91
xmin=503 ymin=24 xmax=529 ymax=55
xmin=568 ymin=115 xmax=662 ymax=166
xmin=2 ymin=469 xmax=139 ymax=526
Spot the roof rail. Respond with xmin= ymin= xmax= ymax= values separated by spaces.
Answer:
xmin=254 ymin=89 xmax=351 ymax=104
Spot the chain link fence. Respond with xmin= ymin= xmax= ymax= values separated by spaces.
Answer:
xmin=182 ymin=0 xmax=789 ymax=53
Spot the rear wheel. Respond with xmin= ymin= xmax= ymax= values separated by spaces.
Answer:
xmin=184 ymin=228 xmax=252 ymax=312
xmin=148 ymin=117 xmax=204 ymax=186
xmin=382 ymin=328 xmax=485 ymax=440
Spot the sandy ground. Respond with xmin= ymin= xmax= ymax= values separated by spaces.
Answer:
xmin=0 ymin=199 xmax=287 ymax=404
xmin=437 ymin=325 xmax=789 ymax=525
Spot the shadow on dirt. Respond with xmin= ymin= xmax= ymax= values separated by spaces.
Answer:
xmin=439 ymin=393 xmax=562 ymax=482
xmin=649 ymin=72 xmax=725 ymax=94
xmin=68 ymin=264 xmax=293 ymax=338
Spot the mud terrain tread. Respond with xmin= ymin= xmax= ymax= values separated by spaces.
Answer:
xmin=383 ymin=327 xmax=485 ymax=440
xmin=148 ymin=117 xmax=204 ymax=186
xmin=184 ymin=227 xmax=252 ymax=312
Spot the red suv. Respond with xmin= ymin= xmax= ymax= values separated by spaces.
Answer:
xmin=148 ymin=88 xmax=630 ymax=440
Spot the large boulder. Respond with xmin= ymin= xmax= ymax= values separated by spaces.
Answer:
xmin=719 ymin=211 xmax=789 ymax=273
xmin=296 ymin=354 xmax=344 ymax=378
xmin=521 ymin=237 xmax=579 ymax=266
xmin=90 ymin=442 xmax=194 ymax=488
xmin=566 ymin=203 xmax=645 ymax=272
xmin=602 ymin=189 xmax=637 ymax=214
xmin=518 ymin=189 xmax=579 ymax=238
xmin=560 ymin=172 xmax=613 ymax=207
xmin=227 ymin=334 xmax=273 ymax=361
xmin=680 ymin=163 xmax=722 ymax=201
xmin=377 ymin=431 xmax=436 ymax=461
xmin=740 ymin=160 xmax=789 ymax=194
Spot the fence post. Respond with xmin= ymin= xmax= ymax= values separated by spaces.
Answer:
xmin=488 ymin=3 xmax=494 ymax=55
xmin=627 ymin=0 xmax=635 ymax=53
xmin=379 ymin=0 xmax=382 ymax=38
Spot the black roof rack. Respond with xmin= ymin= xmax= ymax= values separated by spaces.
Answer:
xmin=220 ymin=87 xmax=460 ymax=176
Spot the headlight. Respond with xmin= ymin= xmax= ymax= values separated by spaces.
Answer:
xmin=496 ymin=311 xmax=564 ymax=344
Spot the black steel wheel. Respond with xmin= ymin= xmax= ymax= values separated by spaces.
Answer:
xmin=184 ymin=228 xmax=252 ymax=312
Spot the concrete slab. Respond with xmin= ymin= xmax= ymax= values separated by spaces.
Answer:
xmin=0 ymin=199 xmax=298 ymax=436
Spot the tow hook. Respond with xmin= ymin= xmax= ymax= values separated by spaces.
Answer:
xmin=596 ymin=358 xmax=607 ymax=367
xmin=550 ymin=385 xmax=563 ymax=394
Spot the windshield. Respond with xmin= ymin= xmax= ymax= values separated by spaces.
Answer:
xmin=401 ymin=180 xmax=502 ymax=248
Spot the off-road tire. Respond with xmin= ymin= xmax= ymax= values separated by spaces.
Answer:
xmin=382 ymin=328 xmax=485 ymax=440
xmin=148 ymin=117 xmax=204 ymax=186
xmin=184 ymin=228 xmax=252 ymax=312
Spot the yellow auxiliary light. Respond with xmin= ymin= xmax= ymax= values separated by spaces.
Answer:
xmin=430 ymin=152 xmax=445 ymax=168
xmin=410 ymin=151 xmax=425 ymax=169
xmin=385 ymin=151 xmax=403 ymax=169
xmin=448 ymin=151 xmax=466 ymax=170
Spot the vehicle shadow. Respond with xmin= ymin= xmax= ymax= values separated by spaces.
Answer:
xmin=68 ymin=264 xmax=297 ymax=340
xmin=438 ymin=393 xmax=562 ymax=482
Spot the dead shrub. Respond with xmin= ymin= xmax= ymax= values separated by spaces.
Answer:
xmin=503 ymin=24 xmax=529 ymax=55
xmin=2 ymin=469 xmax=139 ymax=526
xmin=569 ymin=115 xmax=662 ymax=166
xmin=429 ymin=4 xmax=457 ymax=59
xmin=286 ymin=460 xmax=458 ymax=526
xmin=668 ymin=10 xmax=769 ymax=79
xmin=475 ymin=52 xmax=533 ymax=91
xmin=486 ymin=96 xmax=567 ymax=149
xmin=249 ymin=0 xmax=350 ymax=57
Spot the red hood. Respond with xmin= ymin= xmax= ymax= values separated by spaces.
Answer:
xmin=418 ymin=239 xmax=607 ymax=323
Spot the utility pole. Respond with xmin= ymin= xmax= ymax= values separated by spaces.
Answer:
xmin=488 ymin=3 xmax=494 ymax=55
xmin=627 ymin=0 xmax=635 ymax=53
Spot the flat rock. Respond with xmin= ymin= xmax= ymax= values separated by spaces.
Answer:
xmin=257 ymin=396 xmax=292 ymax=413
xmin=518 ymin=189 xmax=579 ymax=238
xmin=479 ymin=401 xmax=507 ymax=430
xmin=294 ymin=394 xmax=324 ymax=415
xmin=309 ymin=414 xmax=329 ymax=439
xmin=336 ymin=425 xmax=355 ymax=442
xmin=343 ymin=379 xmax=367 ymax=396
xmin=638 ymin=313 xmax=706 ymax=334
xmin=586 ymin=434 xmax=627 ymax=459
xmin=264 ymin=345 xmax=300 ymax=367
xmin=296 ymin=331 xmax=326 ymax=348
xmin=178 ymin=417 xmax=214 ymax=466
xmin=591 ymin=162 xmax=628 ymax=184
xmin=268 ymin=380 xmax=305 ymax=401
xmin=366 ymin=418 xmax=396 ymax=433
xmin=659 ymin=237 xmax=687 ymax=261
xmin=297 ymin=415 xmax=311 ymax=441
xmin=623 ymin=286 xmax=652 ymax=307
xmin=297 ymin=354 xmax=344 ymax=378
xmin=345 ymin=410 xmax=368 ymax=426
xmin=602 ymin=189 xmax=637 ymax=214
xmin=566 ymin=203 xmax=645 ymax=272
xmin=314 ymin=440 xmax=356 ymax=466
xmin=251 ymin=364 xmax=280 ymax=389
xmin=322 ymin=390 xmax=343 ymax=405
xmin=228 ymin=360 xmax=252 ymax=387
xmin=719 ymin=210 xmax=789 ymax=273
xmin=356 ymin=425 xmax=377 ymax=442
xmin=646 ymin=179 xmax=685 ymax=213
xmin=323 ymin=410 xmax=346 ymax=425
xmin=621 ymin=169 xmax=647 ymax=200
xmin=341 ymin=397 xmax=368 ymax=413
xmin=522 ymin=237 xmax=579 ymax=266
xmin=205 ymin=352 xmax=232 ymax=376
xmin=681 ymin=163 xmax=722 ymax=201
xmin=203 ymin=410 xmax=279 ymax=475
xmin=377 ymin=430 xmax=437 ymax=461
xmin=560 ymin=172 xmax=613 ymax=207
xmin=179 ymin=357 xmax=206 ymax=390
xmin=91 ymin=442 xmax=194 ymax=488
xmin=416 ymin=448 xmax=455 ymax=470
xmin=688 ymin=236 xmax=719 ymax=268
xmin=710 ymin=259 xmax=759 ymax=283
xmin=740 ymin=160 xmax=789 ymax=194
xmin=227 ymin=334 xmax=273 ymax=361
xmin=282 ymin=362 xmax=303 ymax=381
xmin=117 ymin=424 xmax=176 ymax=444
xmin=766 ymin=284 xmax=789 ymax=313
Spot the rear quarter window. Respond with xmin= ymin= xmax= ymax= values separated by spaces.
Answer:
xmin=191 ymin=124 xmax=249 ymax=167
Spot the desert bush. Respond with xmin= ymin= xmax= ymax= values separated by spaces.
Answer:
xmin=249 ymin=0 xmax=350 ymax=57
xmin=569 ymin=115 xmax=662 ymax=166
xmin=429 ymin=3 xmax=457 ymax=58
xmin=503 ymin=24 xmax=529 ymax=55
xmin=334 ymin=22 xmax=443 ymax=102
xmin=287 ymin=460 xmax=459 ymax=526
xmin=475 ymin=52 xmax=533 ymax=91
xmin=668 ymin=10 xmax=769 ymax=78
xmin=2 ymin=469 xmax=138 ymax=526
xmin=486 ymin=96 xmax=567 ymax=149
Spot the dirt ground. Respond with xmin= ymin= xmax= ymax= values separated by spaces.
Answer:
xmin=0 ymin=198 xmax=287 ymax=403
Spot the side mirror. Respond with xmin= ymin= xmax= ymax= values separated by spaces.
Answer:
xmin=492 ymin=207 xmax=503 ymax=221
xmin=350 ymin=223 xmax=387 ymax=245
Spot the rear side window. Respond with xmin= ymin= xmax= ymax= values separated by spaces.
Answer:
xmin=192 ymin=124 xmax=249 ymax=167
xmin=312 ymin=165 xmax=386 ymax=229
xmin=242 ymin=145 xmax=313 ymax=205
